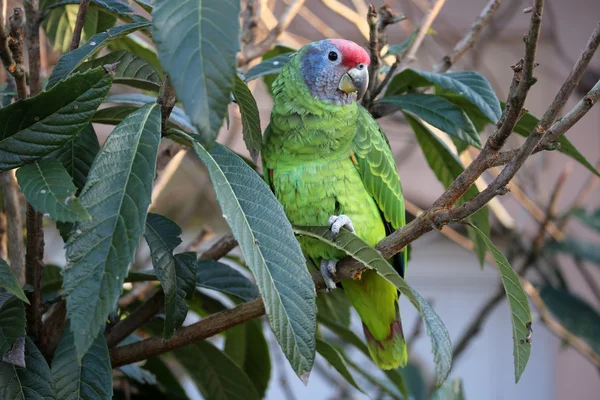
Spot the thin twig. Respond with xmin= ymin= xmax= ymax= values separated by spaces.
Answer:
xmin=434 ymin=0 xmax=504 ymax=73
xmin=403 ymin=0 xmax=446 ymax=63
xmin=69 ymin=0 xmax=91 ymax=51
xmin=282 ymin=0 xmax=341 ymax=38
xmin=320 ymin=0 xmax=369 ymax=38
xmin=0 ymin=171 xmax=25 ymax=284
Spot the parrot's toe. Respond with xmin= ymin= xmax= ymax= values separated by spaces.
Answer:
xmin=320 ymin=259 xmax=338 ymax=291
xmin=328 ymin=214 xmax=356 ymax=239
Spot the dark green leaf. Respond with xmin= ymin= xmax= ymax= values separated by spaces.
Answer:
xmin=118 ymin=364 xmax=157 ymax=385
xmin=48 ymin=21 xmax=151 ymax=89
xmin=436 ymin=90 xmax=490 ymax=133
xmin=402 ymin=362 xmax=427 ymax=400
xmin=49 ymin=124 xmax=100 ymax=194
xmin=572 ymin=207 xmax=600 ymax=232
xmin=469 ymin=225 xmax=532 ymax=383
xmin=0 ymin=67 xmax=112 ymax=172
xmin=406 ymin=114 xmax=489 ymax=265
xmin=47 ymin=0 xmax=138 ymax=21
xmin=107 ymin=34 xmax=163 ymax=76
xmin=141 ymin=357 xmax=189 ymax=400
xmin=76 ymin=50 xmax=161 ymax=91
xmin=540 ymin=286 xmax=600 ymax=355
xmin=386 ymin=68 xmax=432 ymax=96
xmin=0 ymin=337 xmax=54 ymax=399
xmin=42 ymin=264 xmax=64 ymax=295
xmin=52 ymin=323 xmax=112 ymax=400
xmin=196 ymin=260 xmax=259 ymax=301
xmin=546 ymin=239 xmax=600 ymax=264
xmin=63 ymin=103 xmax=161 ymax=359
xmin=295 ymin=226 xmax=452 ymax=387
xmin=0 ymin=259 xmax=28 ymax=304
xmin=316 ymin=289 xmax=351 ymax=328
xmin=316 ymin=339 xmax=363 ymax=393
xmin=144 ymin=214 xmax=197 ymax=338
xmin=0 ymin=296 xmax=26 ymax=356
xmin=176 ymin=341 xmax=260 ymax=400
xmin=378 ymin=94 xmax=481 ymax=148
xmin=508 ymin=106 xmax=600 ymax=177
xmin=232 ymin=75 xmax=262 ymax=163
xmin=244 ymin=52 xmax=296 ymax=83
xmin=152 ymin=0 xmax=240 ymax=145
xmin=187 ymin=138 xmax=316 ymax=380
xmin=430 ymin=377 xmax=465 ymax=400
xmin=16 ymin=159 xmax=90 ymax=222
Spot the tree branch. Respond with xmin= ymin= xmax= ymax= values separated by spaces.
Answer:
xmin=0 ymin=171 xmax=25 ymax=284
xmin=403 ymin=0 xmax=446 ymax=63
xmin=69 ymin=0 xmax=91 ymax=51
xmin=0 ymin=6 xmax=27 ymax=99
xmin=361 ymin=4 xmax=379 ymax=107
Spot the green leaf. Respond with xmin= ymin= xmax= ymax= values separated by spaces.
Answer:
xmin=316 ymin=339 xmax=363 ymax=393
xmin=224 ymin=320 xmax=271 ymax=398
xmin=16 ymin=159 xmax=91 ymax=222
xmin=176 ymin=341 xmax=260 ymax=400
xmin=52 ymin=323 xmax=113 ymax=400
xmin=244 ymin=52 xmax=296 ymax=83
xmin=75 ymin=50 xmax=161 ymax=92
xmin=186 ymin=138 xmax=316 ymax=380
xmin=316 ymin=289 xmax=351 ymax=328
xmin=572 ymin=207 xmax=600 ymax=232
xmin=545 ymin=239 xmax=600 ymax=264
xmin=402 ymin=362 xmax=428 ymax=400
xmin=48 ymin=21 xmax=151 ymax=89
xmin=63 ymin=103 xmax=161 ymax=359
xmin=0 ymin=295 xmax=26 ymax=356
xmin=386 ymin=31 xmax=417 ymax=56
xmin=0 ymin=259 xmax=28 ymax=304
xmin=46 ymin=0 xmax=138 ymax=22
xmin=406 ymin=114 xmax=489 ymax=265
xmin=0 ymin=337 xmax=54 ymax=399
xmin=232 ymin=75 xmax=262 ymax=163
xmin=468 ymin=225 xmax=532 ymax=383
xmin=118 ymin=364 xmax=156 ymax=385
xmin=196 ymin=260 xmax=259 ymax=301
xmin=133 ymin=0 xmax=153 ymax=13
xmin=436 ymin=89 xmax=491 ymax=133
xmin=49 ymin=124 xmax=100 ymax=194
xmin=141 ymin=357 xmax=189 ymax=400
xmin=295 ymin=226 xmax=451 ymax=387
xmin=511 ymin=108 xmax=600 ymax=177
xmin=430 ymin=377 xmax=465 ymax=400
xmin=108 ymin=34 xmax=164 ymax=76
xmin=152 ymin=0 xmax=240 ymax=145
xmin=0 ymin=67 xmax=113 ymax=172
xmin=540 ymin=286 xmax=600 ymax=355
xmin=378 ymin=94 xmax=481 ymax=148
xmin=42 ymin=264 xmax=64 ymax=295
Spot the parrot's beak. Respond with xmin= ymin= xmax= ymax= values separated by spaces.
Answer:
xmin=338 ymin=64 xmax=369 ymax=100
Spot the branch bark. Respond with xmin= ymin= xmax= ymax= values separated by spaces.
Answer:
xmin=0 ymin=171 xmax=25 ymax=284
xmin=69 ymin=0 xmax=91 ymax=51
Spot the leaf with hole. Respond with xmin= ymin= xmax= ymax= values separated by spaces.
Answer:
xmin=152 ymin=0 xmax=240 ymax=145
xmin=186 ymin=137 xmax=316 ymax=380
xmin=0 ymin=67 xmax=112 ymax=172
xmin=295 ymin=226 xmax=451 ymax=387
xmin=0 ymin=259 xmax=28 ymax=304
xmin=17 ymin=158 xmax=90 ymax=223
xmin=469 ymin=225 xmax=532 ymax=383
xmin=63 ymin=103 xmax=161 ymax=359
xmin=196 ymin=260 xmax=259 ymax=301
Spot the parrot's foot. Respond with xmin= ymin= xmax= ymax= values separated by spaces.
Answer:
xmin=320 ymin=259 xmax=338 ymax=292
xmin=328 ymin=214 xmax=356 ymax=240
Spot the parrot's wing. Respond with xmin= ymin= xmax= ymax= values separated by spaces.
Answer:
xmin=352 ymin=105 xmax=407 ymax=276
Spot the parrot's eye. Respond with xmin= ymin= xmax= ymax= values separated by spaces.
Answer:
xmin=328 ymin=51 xmax=338 ymax=61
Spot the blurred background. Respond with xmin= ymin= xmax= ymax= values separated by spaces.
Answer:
xmin=2 ymin=0 xmax=599 ymax=398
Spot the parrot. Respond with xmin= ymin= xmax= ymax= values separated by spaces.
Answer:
xmin=261 ymin=39 xmax=408 ymax=370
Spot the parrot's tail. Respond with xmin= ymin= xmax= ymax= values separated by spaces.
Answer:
xmin=363 ymin=307 xmax=408 ymax=370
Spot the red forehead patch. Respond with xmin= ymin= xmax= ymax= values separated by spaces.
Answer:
xmin=330 ymin=39 xmax=370 ymax=67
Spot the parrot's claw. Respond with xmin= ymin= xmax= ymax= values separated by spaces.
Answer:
xmin=328 ymin=214 xmax=355 ymax=240
xmin=320 ymin=259 xmax=338 ymax=292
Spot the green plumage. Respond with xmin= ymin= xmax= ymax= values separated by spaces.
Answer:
xmin=262 ymin=51 xmax=407 ymax=369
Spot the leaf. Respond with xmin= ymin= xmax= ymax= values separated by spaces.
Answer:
xmin=511 ymin=107 xmax=600 ymax=177
xmin=386 ymin=31 xmax=417 ymax=56
xmin=196 ymin=260 xmax=259 ymax=301
xmin=244 ymin=52 xmax=296 ymax=83
xmin=294 ymin=226 xmax=452 ymax=387
xmin=48 ymin=21 xmax=151 ymax=89
xmin=2 ymin=336 xmax=25 ymax=368
xmin=133 ymin=0 xmax=153 ymax=13
xmin=406 ymin=114 xmax=489 ymax=266
xmin=42 ymin=264 xmax=64 ymax=295
xmin=152 ymin=0 xmax=240 ymax=145
xmin=46 ymin=0 xmax=138 ymax=22
xmin=187 ymin=138 xmax=316 ymax=379
xmin=141 ymin=357 xmax=189 ymax=400
xmin=107 ymin=34 xmax=164 ymax=76
xmin=316 ymin=339 xmax=363 ymax=393
xmin=0 ymin=67 xmax=113 ymax=172
xmin=0 ymin=296 xmax=26 ymax=356
xmin=16 ymin=159 xmax=91 ymax=222
xmin=0 ymin=337 xmax=55 ymax=399
xmin=144 ymin=213 xmax=197 ymax=338
xmin=316 ymin=289 xmax=351 ymax=328
xmin=468 ymin=225 xmax=532 ymax=383
xmin=232 ymin=75 xmax=262 ymax=163
xmin=430 ymin=377 xmax=465 ymax=400
xmin=0 ymin=259 xmax=28 ymax=304
xmin=75 ymin=50 xmax=161 ymax=92
xmin=118 ymin=364 xmax=157 ymax=385
xmin=540 ymin=286 xmax=600 ymax=355
xmin=52 ymin=323 xmax=113 ymax=400
xmin=378 ymin=94 xmax=481 ymax=148
xmin=545 ymin=239 xmax=600 ymax=265
xmin=49 ymin=124 xmax=100 ymax=194
xmin=343 ymin=357 xmax=404 ymax=399
xmin=176 ymin=341 xmax=260 ymax=400
xmin=63 ymin=103 xmax=161 ymax=359
xmin=572 ymin=207 xmax=600 ymax=232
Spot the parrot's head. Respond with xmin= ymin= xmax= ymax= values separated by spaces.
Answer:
xmin=298 ymin=39 xmax=370 ymax=105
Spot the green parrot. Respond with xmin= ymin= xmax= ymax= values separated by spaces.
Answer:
xmin=262 ymin=39 xmax=407 ymax=369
